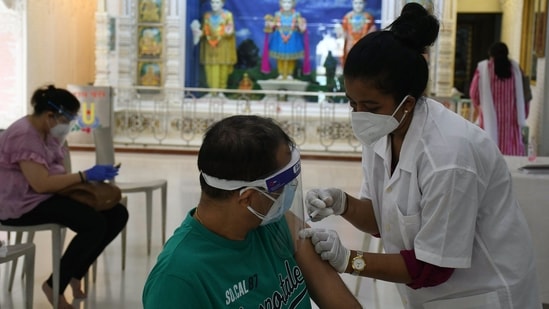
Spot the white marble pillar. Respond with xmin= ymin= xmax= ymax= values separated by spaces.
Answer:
xmin=94 ymin=0 xmax=110 ymax=86
xmin=115 ymin=0 xmax=137 ymax=113
xmin=165 ymin=0 xmax=181 ymax=89
xmin=382 ymin=0 xmax=456 ymax=97
xmin=380 ymin=0 xmax=400 ymax=28
xmin=165 ymin=0 xmax=182 ymax=104
xmin=429 ymin=0 xmax=457 ymax=96
xmin=117 ymin=0 xmax=136 ymax=88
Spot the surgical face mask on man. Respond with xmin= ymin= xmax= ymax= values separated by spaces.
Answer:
xmin=243 ymin=179 xmax=298 ymax=226
xmin=351 ymin=95 xmax=410 ymax=145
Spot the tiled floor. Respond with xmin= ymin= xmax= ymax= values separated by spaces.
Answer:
xmin=0 ymin=150 xmax=404 ymax=309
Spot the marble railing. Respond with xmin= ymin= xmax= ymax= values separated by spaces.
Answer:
xmin=110 ymin=86 xmax=362 ymax=154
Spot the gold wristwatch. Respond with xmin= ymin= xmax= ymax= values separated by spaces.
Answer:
xmin=351 ymin=250 xmax=366 ymax=275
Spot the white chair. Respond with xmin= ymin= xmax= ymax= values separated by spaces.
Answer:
xmin=0 ymin=242 xmax=35 ymax=309
xmin=1 ymin=224 xmax=64 ymax=308
xmin=93 ymin=127 xmax=167 ymax=262
xmin=4 ymin=198 xmax=128 ymax=304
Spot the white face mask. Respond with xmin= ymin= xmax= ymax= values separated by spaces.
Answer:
xmin=351 ymin=96 xmax=409 ymax=145
xmin=50 ymin=119 xmax=74 ymax=143
xmin=243 ymin=179 xmax=298 ymax=226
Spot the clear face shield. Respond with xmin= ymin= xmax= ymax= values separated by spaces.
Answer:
xmin=201 ymin=147 xmax=306 ymax=249
xmin=46 ymin=101 xmax=78 ymax=144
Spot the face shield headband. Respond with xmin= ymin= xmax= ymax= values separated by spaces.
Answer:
xmin=47 ymin=101 xmax=78 ymax=122
xmin=200 ymin=147 xmax=301 ymax=193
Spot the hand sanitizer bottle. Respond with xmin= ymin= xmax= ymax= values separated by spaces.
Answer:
xmin=528 ymin=137 xmax=537 ymax=162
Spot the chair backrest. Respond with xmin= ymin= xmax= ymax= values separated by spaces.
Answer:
xmin=93 ymin=127 xmax=116 ymax=165
xmin=62 ymin=140 xmax=72 ymax=173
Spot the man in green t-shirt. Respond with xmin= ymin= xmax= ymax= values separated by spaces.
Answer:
xmin=143 ymin=115 xmax=361 ymax=308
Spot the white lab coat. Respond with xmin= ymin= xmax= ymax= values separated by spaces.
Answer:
xmin=358 ymin=98 xmax=540 ymax=309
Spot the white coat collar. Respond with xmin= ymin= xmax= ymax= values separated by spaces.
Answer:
xmin=372 ymin=134 xmax=391 ymax=176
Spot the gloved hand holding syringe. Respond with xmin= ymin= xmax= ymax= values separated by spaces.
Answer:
xmin=305 ymin=188 xmax=347 ymax=222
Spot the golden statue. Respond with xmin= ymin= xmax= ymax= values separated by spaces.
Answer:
xmin=238 ymin=73 xmax=253 ymax=91
xmin=460 ymin=102 xmax=471 ymax=120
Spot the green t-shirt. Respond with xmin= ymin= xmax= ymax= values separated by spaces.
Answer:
xmin=143 ymin=209 xmax=311 ymax=309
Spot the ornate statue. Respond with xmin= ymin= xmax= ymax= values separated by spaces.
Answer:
xmin=261 ymin=0 xmax=311 ymax=80
xmin=191 ymin=0 xmax=237 ymax=92
xmin=238 ymin=73 xmax=254 ymax=91
xmin=341 ymin=0 xmax=376 ymax=65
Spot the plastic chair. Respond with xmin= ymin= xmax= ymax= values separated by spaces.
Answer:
xmin=93 ymin=127 xmax=167 ymax=262
xmin=0 ymin=243 xmax=35 ymax=309
xmin=0 ymin=224 xmax=64 ymax=308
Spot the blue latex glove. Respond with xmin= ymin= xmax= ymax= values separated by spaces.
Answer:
xmin=84 ymin=164 xmax=119 ymax=182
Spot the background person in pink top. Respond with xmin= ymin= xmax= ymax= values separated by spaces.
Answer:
xmin=0 ymin=85 xmax=128 ymax=309
xmin=469 ymin=41 xmax=530 ymax=156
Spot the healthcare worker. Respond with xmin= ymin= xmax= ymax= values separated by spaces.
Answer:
xmin=299 ymin=3 xmax=541 ymax=308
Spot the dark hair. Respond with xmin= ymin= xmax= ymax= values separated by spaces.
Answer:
xmin=343 ymin=2 xmax=439 ymax=103
xmin=489 ymin=42 xmax=512 ymax=79
xmin=30 ymin=85 xmax=80 ymax=116
xmin=197 ymin=115 xmax=295 ymax=199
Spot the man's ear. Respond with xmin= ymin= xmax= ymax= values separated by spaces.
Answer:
xmin=237 ymin=188 xmax=253 ymax=207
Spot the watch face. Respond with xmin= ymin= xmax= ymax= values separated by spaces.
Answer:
xmin=352 ymin=257 xmax=365 ymax=271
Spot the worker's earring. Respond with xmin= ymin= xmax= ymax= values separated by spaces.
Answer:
xmin=398 ymin=109 xmax=409 ymax=124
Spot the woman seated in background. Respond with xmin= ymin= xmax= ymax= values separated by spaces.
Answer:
xmin=0 ymin=85 xmax=128 ymax=309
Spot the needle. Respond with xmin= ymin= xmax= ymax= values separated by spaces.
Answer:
xmin=306 ymin=209 xmax=320 ymax=222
